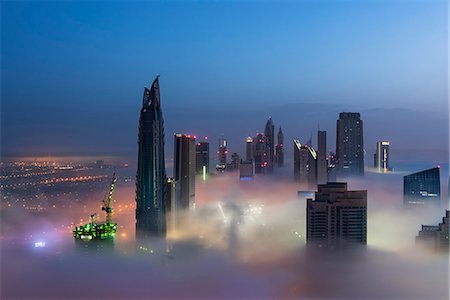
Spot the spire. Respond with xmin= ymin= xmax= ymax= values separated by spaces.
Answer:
xmin=142 ymin=75 xmax=161 ymax=108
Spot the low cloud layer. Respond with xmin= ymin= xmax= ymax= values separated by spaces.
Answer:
xmin=1 ymin=170 xmax=449 ymax=299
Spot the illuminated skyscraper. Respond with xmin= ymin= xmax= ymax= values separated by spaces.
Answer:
xmin=246 ymin=137 xmax=254 ymax=162
xmin=136 ymin=76 xmax=167 ymax=238
xmin=336 ymin=112 xmax=364 ymax=176
xmin=307 ymin=182 xmax=367 ymax=249
xmin=317 ymin=130 xmax=327 ymax=184
xmin=294 ymin=139 xmax=317 ymax=190
xmin=264 ymin=117 xmax=275 ymax=173
xmin=374 ymin=141 xmax=390 ymax=173
xmin=195 ymin=139 xmax=209 ymax=179
xmin=404 ymin=167 xmax=441 ymax=207
xmin=254 ymin=133 xmax=266 ymax=174
xmin=174 ymin=134 xmax=196 ymax=209
xmin=275 ymin=127 xmax=284 ymax=167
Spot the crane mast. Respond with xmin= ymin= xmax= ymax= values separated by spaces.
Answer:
xmin=102 ymin=172 xmax=116 ymax=224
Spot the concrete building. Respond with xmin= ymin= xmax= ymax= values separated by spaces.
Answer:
xmin=416 ymin=210 xmax=449 ymax=253
xmin=174 ymin=134 xmax=196 ymax=209
xmin=374 ymin=141 xmax=391 ymax=173
xmin=307 ymin=182 xmax=367 ymax=249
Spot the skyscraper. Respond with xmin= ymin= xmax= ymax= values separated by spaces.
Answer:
xmin=404 ymin=167 xmax=441 ymax=207
xmin=317 ymin=130 xmax=327 ymax=184
xmin=165 ymin=177 xmax=177 ymax=233
xmin=195 ymin=139 xmax=209 ymax=180
xmin=264 ymin=117 xmax=275 ymax=173
xmin=374 ymin=141 xmax=390 ymax=173
xmin=136 ymin=76 xmax=167 ymax=238
xmin=307 ymin=182 xmax=367 ymax=249
xmin=254 ymin=133 xmax=266 ymax=174
xmin=174 ymin=134 xmax=196 ymax=210
xmin=246 ymin=137 xmax=254 ymax=162
xmin=216 ymin=136 xmax=227 ymax=172
xmin=239 ymin=160 xmax=254 ymax=181
xmin=336 ymin=112 xmax=364 ymax=176
xmin=275 ymin=127 xmax=284 ymax=167
xmin=294 ymin=139 xmax=317 ymax=190
xmin=229 ymin=152 xmax=240 ymax=171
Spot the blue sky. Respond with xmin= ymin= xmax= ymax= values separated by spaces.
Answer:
xmin=1 ymin=0 xmax=448 ymax=160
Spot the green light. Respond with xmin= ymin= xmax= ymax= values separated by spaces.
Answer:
xmin=202 ymin=165 xmax=207 ymax=181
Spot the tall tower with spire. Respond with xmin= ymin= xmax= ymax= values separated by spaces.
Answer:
xmin=275 ymin=127 xmax=284 ymax=167
xmin=264 ymin=117 xmax=275 ymax=173
xmin=136 ymin=76 xmax=167 ymax=239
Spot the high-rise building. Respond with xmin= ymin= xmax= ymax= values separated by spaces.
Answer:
xmin=404 ymin=167 xmax=441 ymax=207
xmin=317 ymin=130 xmax=327 ymax=184
xmin=294 ymin=139 xmax=317 ymax=190
xmin=229 ymin=152 xmax=240 ymax=171
xmin=165 ymin=177 xmax=177 ymax=233
xmin=336 ymin=112 xmax=364 ymax=176
xmin=246 ymin=137 xmax=254 ymax=162
xmin=195 ymin=139 xmax=209 ymax=180
xmin=275 ymin=127 xmax=284 ymax=167
xmin=328 ymin=151 xmax=337 ymax=182
xmin=136 ymin=76 xmax=167 ymax=238
xmin=264 ymin=117 xmax=275 ymax=173
xmin=239 ymin=160 xmax=254 ymax=181
xmin=216 ymin=136 xmax=227 ymax=172
xmin=416 ymin=210 xmax=449 ymax=253
xmin=174 ymin=134 xmax=196 ymax=210
xmin=307 ymin=182 xmax=367 ymax=249
xmin=254 ymin=133 xmax=266 ymax=174
xmin=374 ymin=141 xmax=390 ymax=173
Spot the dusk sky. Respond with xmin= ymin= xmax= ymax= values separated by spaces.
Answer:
xmin=2 ymin=0 xmax=448 ymax=161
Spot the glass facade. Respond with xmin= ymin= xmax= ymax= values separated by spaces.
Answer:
xmin=403 ymin=167 xmax=441 ymax=207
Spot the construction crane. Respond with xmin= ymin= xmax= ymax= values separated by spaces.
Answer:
xmin=102 ymin=172 xmax=116 ymax=224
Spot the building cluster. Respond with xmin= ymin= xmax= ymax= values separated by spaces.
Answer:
xmin=134 ymin=76 xmax=446 ymax=253
xmin=293 ymin=112 xmax=365 ymax=190
xmin=235 ymin=117 xmax=285 ymax=180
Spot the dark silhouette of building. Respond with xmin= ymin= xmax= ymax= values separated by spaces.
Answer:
xmin=374 ymin=141 xmax=391 ymax=173
xmin=165 ymin=177 xmax=177 ymax=233
xmin=195 ymin=140 xmax=209 ymax=179
xmin=404 ymin=167 xmax=441 ymax=207
xmin=174 ymin=134 xmax=196 ymax=209
xmin=328 ymin=151 xmax=337 ymax=182
xmin=136 ymin=76 xmax=167 ymax=238
xmin=246 ymin=137 xmax=254 ymax=162
xmin=240 ymin=160 xmax=254 ymax=180
xmin=254 ymin=133 xmax=266 ymax=174
xmin=307 ymin=182 xmax=367 ymax=249
xmin=336 ymin=112 xmax=364 ymax=176
xmin=216 ymin=136 xmax=227 ymax=172
xmin=228 ymin=152 xmax=240 ymax=171
xmin=416 ymin=210 xmax=449 ymax=253
xmin=317 ymin=130 xmax=327 ymax=184
xmin=275 ymin=127 xmax=284 ymax=167
xmin=264 ymin=117 xmax=275 ymax=173
xmin=294 ymin=139 xmax=317 ymax=190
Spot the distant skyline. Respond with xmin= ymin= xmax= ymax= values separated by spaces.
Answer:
xmin=1 ymin=1 xmax=448 ymax=161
